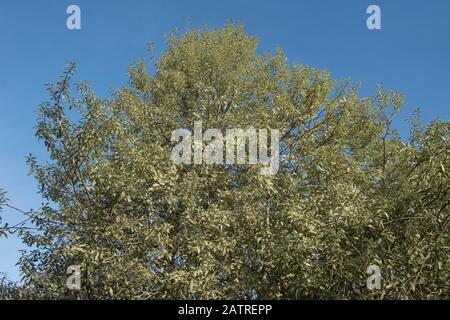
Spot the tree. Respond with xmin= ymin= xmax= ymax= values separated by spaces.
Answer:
xmin=2 ymin=23 xmax=449 ymax=299
xmin=0 ymin=273 xmax=20 ymax=300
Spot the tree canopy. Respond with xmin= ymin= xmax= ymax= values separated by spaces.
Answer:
xmin=1 ymin=23 xmax=449 ymax=299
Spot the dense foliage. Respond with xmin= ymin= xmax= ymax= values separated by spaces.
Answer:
xmin=1 ymin=23 xmax=449 ymax=299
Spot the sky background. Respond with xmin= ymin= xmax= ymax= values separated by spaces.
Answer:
xmin=0 ymin=0 xmax=449 ymax=282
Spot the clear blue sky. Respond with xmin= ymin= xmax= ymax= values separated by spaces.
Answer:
xmin=0 ymin=0 xmax=449 ymax=282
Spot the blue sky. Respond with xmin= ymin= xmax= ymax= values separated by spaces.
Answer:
xmin=0 ymin=0 xmax=449 ymax=282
